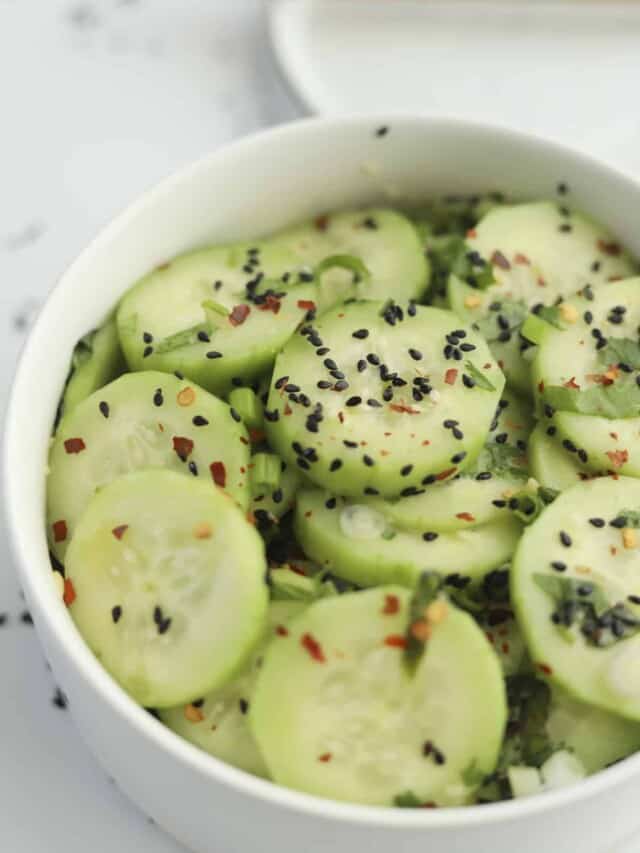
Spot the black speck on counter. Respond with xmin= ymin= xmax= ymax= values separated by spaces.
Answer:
xmin=52 ymin=687 xmax=68 ymax=710
xmin=20 ymin=610 xmax=33 ymax=625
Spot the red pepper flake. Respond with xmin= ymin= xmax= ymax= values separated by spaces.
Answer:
xmin=608 ymin=275 xmax=623 ymax=282
xmin=606 ymin=449 xmax=628 ymax=468
xmin=239 ymin=436 xmax=249 ymax=445
xmin=382 ymin=594 xmax=400 ymax=615
xmin=301 ymin=632 xmax=326 ymax=662
xmin=389 ymin=403 xmax=420 ymax=415
xmin=297 ymin=299 xmax=316 ymax=311
xmin=249 ymin=428 xmax=266 ymax=444
xmin=246 ymin=512 xmax=256 ymax=525
xmin=284 ymin=403 xmax=292 ymax=416
xmin=63 ymin=578 xmax=76 ymax=607
xmin=384 ymin=634 xmax=407 ymax=649
xmin=64 ymin=437 xmax=86 ymax=454
xmin=501 ymin=642 xmax=510 ymax=654
xmin=314 ymin=214 xmax=329 ymax=231
xmin=275 ymin=625 xmax=289 ymax=637
xmin=537 ymin=380 xmax=545 ymax=393
xmin=514 ymin=253 xmax=531 ymax=266
xmin=318 ymin=752 xmax=332 ymax=763
xmin=155 ymin=261 xmax=171 ymax=271
xmin=210 ymin=461 xmax=227 ymax=487
xmin=172 ymin=436 xmax=194 ymax=461
xmin=444 ymin=368 xmax=458 ymax=385
xmin=258 ymin=294 xmax=282 ymax=314
xmin=422 ymin=440 xmax=431 ymax=446
xmin=610 ymin=432 xmax=619 ymax=440
xmin=485 ymin=631 xmax=495 ymax=644
xmin=456 ymin=512 xmax=475 ymax=522
xmin=112 ymin=524 xmax=128 ymax=540
xmin=491 ymin=250 xmax=511 ymax=270
xmin=597 ymin=239 xmax=621 ymax=256
xmin=289 ymin=563 xmax=307 ymax=576
xmin=537 ymin=276 xmax=547 ymax=287
xmin=229 ymin=304 xmax=250 ymax=326
xmin=52 ymin=520 xmax=67 ymax=543
xmin=304 ymin=511 xmax=312 ymax=519
xmin=466 ymin=228 xmax=477 ymax=238
xmin=563 ymin=377 xmax=580 ymax=389
xmin=483 ymin=362 xmax=492 ymax=369
xmin=436 ymin=467 xmax=457 ymax=481
xmin=537 ymin=662 xmax=553 ymax=676
xmin=338 ymin=411 xmax=344 ymax=423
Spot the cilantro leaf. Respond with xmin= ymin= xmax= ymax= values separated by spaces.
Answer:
xmin=404 ymin=572 xmax=443 ymax=674
xmin=451 ymin=245 xmax=496 ymax=290
xmin=542 ymin=381 xmax=640 ymax=418
xmin=534 ymin=305 xmax=566 ymax=330
xmin=464 ymin=361 xmax=496 ymax=391
xmin=393 ymin=791 xmax=427 ymax=808
xmin=599 ymin=337 xmax=640 ymax=370
xmin=616 ymin=509 xmax=640 ymax=528
xmin=533 ymin=573 xmax=640 ymax=646
xmin=472 ymin=442 xmax=528 ymax=481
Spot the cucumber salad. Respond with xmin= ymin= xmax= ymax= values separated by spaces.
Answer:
xmin=46 ymin=191 xmax=640 ymax=809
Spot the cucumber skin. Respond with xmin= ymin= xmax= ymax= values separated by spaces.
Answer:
xmin=250 ymin=587 xmax=506 ymax=806
xmin=294 ymin=489 xmax=522 ymax=589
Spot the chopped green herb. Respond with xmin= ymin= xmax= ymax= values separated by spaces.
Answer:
xmin=615 ymin=509 xmax=640 ymax=528
xmin=451 ymin=245 xmax=496 ymax=290
xmin=463 ymin=361 xmax=496 ymax=391
xmin=462 ymin=759 xmax=486 ymax=788
xmin=535 ymin=305 xmax=566 ymax=330
xmin=404 ymin=572 xmax=443 ymax=674
xmin=542 ymin=381 xmax=640 ymax=418
xmin=598 ymin=337 xmax=640 ymax=371
xmin=509 ymin=486 xmax=559 ymax=525
xmin=393 ymin=791 xmax=426 ymax=808
xmin=381 ymin=528 xmax=397 ymax=541
xmin=473 ymin=442 xmax=528 ymax=481
xmin=475 ymin=298 xmax=528 ymax=343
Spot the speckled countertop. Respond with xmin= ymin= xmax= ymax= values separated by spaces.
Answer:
xmin=0 ymin=2 xmax=294 ymax=850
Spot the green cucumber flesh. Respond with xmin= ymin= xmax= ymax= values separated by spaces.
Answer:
xmin=528 ymin=424 xmax=593 ymax=491
xmin=47 ymin=371 xmax=250 ymax=561
xmin=512 ymin=476 xmax=640 ymax=720
xmin=251 ymin=457 xmax=301 ymax=523
xmin=276 ymin=208 xmax=429 ymax=302
xmin=250 ymin=587 xmax=506 ymax=806
xmin=58 ymin=317 xmax=126 ymax=425
xmin=65 ymin=469 xmax=268 ymax=708
xmin=266 ymin=300 xmax=505 ymax=500
xmin=294 ymin=488 xmax=521 ymax=589
xmin=159 ymin=600 xmax=305 ymax=777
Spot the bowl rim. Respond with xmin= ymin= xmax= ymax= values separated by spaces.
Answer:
xmin=6 ymin=112 xmax=640 ymax=830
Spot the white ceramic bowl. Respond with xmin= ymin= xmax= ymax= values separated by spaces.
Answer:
xmin=6 ymin=116 xmax=640 ymax=853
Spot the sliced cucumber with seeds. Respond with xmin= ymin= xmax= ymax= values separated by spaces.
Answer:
xmin=57 ymin=317 xmax=126 ymax=427
xmin=250 ymin=587 xmax=506 ymax=806
xmin=294 ymin=488 xmax=521 ymax=588
xmin=276 ymin=208 xmax=429 ymax=302
xmin=250 ymin=456 xmax=301 ymax=524
xmin=47 ymin=371 xmax=250 ymax=561
xmin=547 ymin=687 xmax=640 ymax=774
xmin=530 ymin=278 xmax=640 ymax=476
xmin=117 ymin=242 xmax=324 ymax=396
xmin=448 ymin=202 xmax=636 ymax=395
xmin=266 ymin=300 xmax=504 ymax=500
xmin=159 ymin=600 xmax=305 ymax=777
xmin=512 ymin=476 xmax=640 ymax=720
xmin=65 ymin=469 xmax=268 ymax=708
xmin=528 ymin=424 xmax=593 ymax=491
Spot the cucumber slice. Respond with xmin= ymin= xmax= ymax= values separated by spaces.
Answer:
xmin=530 ymin=278 xmax=640 ymax=476
xmin=512 ymin=476 xmax=640 ymax=720
xmin=266 ymin=300 xmax=505 ymax=500
xmin=117 ymin=242 xmax=324 ymax=396
xmin=528 ymin=424 xmax=593 ymax=491
xmin=276 ymin=208 xmax=429 ymax=302
xmin=159 ymin=600 xmax=305 ymax=777
xmin=65 ymin=469 xmax=268 ymax=708
xmin=57 ymin=317 xmax=126 ymax=426
xmin=47 ymin=371 xmax=250 ymax=561
xmin=547 ymin=688 xmax=640 ymax=774
xmin=448 ymin=202 xmax=636 ymax=395
xmin=250 ymin=587 xmax=506 ymax=806
xmin=294 ymin=488 xmax=521 ymax=588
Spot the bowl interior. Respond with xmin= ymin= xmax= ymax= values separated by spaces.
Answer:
xmin=7 ymin=115 xmax=640 ymax=830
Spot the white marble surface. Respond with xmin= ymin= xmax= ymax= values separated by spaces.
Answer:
xmin=1 ymin=1 xmax=639 ymax=850
xmin=0 ymin=1 xmax=294 ymax=850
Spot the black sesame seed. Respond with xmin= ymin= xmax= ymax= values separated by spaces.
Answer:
xmin=559 ymin=531 xmax=572 ymax=547
xmin=272 ymin=489 xmax=283 ymax=504
xmin=583 ymin=311 xmax=593 ymax=325
xmin=297 ymin=457 xmax=310 ymax=470
xmin=459 ymin=343 xmax=476 ymax=352
xmin=325 ymin=497 xmax=337 ymax=509
xmin=551 ymin=561 xmax=567 ymax=572
xmin=206 ymin=351 xmax=222 ymax=359
xmin=452 ymin=428 xmax=464 ymax=440
xmin=192 ymin=415 xmax=208 ymax=426
xmin=492 ymin=500 xmax=507 ymax=508
xmin=197 ymin=330 xmax=211 ymax=343
xmin=559 ymin=223 xmax=572 ymax=233
xmin=239 ymin=698 xmax=249 ymax=715
xmin=577 ymin=449 xmax=588 ymax=464
xmin=382 ymin=388 xmax=394 ymax=402
xmin=628 ymin=595 xmax=640 ymax=605
xmin=546 ymin=426 xmax=557 ymax=436
xmin=367 ymin=353 xmax=380 ymax=366
xmin=363 ymin=455 xmax=374 ymax=467
xmin=364 ymin=487 xmax=380 ymax=495
xmin=188 ymin=461 xmax=198 ymax=476
xmin=495 ymin=433 xmax=508 ymax=445
xmin=611 ymin=516 xmax=627 ymax=528
xmin=476 ymin=472 xmax=492 ymax=481
xmin=423 ymin=531 xmax=439 ymax=542
xmin=334 ymin=380 xmax=349 ymax=391
xmin=230 ymin=408 xmax=241 ymax=423
xmin=562 ymin=439 xmax=577 ymax=453
xmin=497 ymin=330 xmax=511 ymax=343
xmin=99 ymin=400 xmax=110 ymax=418
xmin=462 ymin=374 xmax=476 ymax=389
xmin=443 ymin=419 xmax=458 ymax=428
xmin=367 ymin=398 xmax=382 ymax=408
xmin=317 ymin=347 xmax=330 ymax=356
xmin=352 ymin=329 xmax=369 ymax=339
xmin=451 ymin=452 xmax=467 ymax=464
xmin=422 ymin=474 xmax=437 ymax=486
xmin=589 ymin=517 xmax=605 ymax=528
xmin=324 ymin=358 xmax=338 ymax=371
xmin=284 ymin=384 xmax=300 ymax=393
xmin=317 ymin=380 xmax=332 ymax=389
xmin=330 ymin=459 xmax=343 ymax=472
xmin=357 ymin=359 xmax=367 ymax=372
xmin=343 ymin=440 xmax=358 ymax=448
xmin=112 ymin=605 xmax=122 ymax=623
xmin=409 ymin=348 xmax=423 ymax=361
xmin=401 ymin=486 xmax=424 ymax=497
xmin=557 ymin=181 xmax=568 ymax=195
xmin=143 ymin=331 xmax=153 ymax=343
xmin=401 ymin=464 xmax=413 ymax=477
xmin=330 ymin=370 xmax=345 ymax=380
xmin=264 ymin=409 xmax=279 ymax=422
xmin=346 ymin=396 xmax=362 ymax=407
xmin=153 ymin=389 xmax=163 ymax=407
xmin=143 ymin=345 xmax=153 ymax=358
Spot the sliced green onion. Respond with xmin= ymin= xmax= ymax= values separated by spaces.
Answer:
xmin=251 ymin=452 xmax=281 ymax=495
xmin=228 ymin=387 xmax=264 ymax=430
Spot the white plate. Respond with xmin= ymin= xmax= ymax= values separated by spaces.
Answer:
xmin=269 ymin=0 xmax=640 ymax=176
